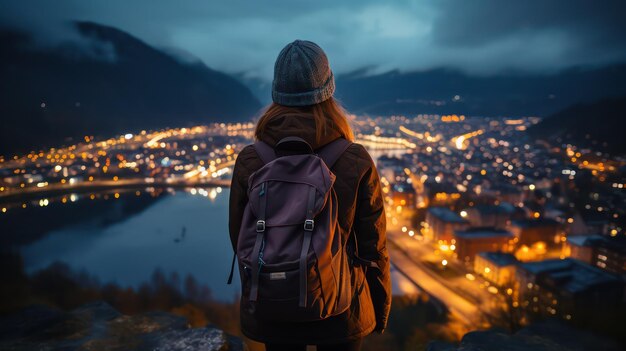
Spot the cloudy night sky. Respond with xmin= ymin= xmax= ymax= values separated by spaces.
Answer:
xmin=2 ymin=0 xmax=626 ymax=81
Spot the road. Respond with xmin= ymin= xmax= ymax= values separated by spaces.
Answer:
xmin=387 ymin=228 xmax=482 ymax=327
xmin=386 ymin=212 xmax=511 ymax=331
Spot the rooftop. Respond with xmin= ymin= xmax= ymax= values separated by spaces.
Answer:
xmin=518 ymin=258 xmax=622 ymax=294
xmin=470 ymin=202 xmax=516 ymax=215
xmin=477 ymin=251 xmax=519 ymax=266
xmin=428 ymin=207 xmax=468 ymax=224
xmin=568 ymin=234 xmax=626 ymax=254
xmin=510 ymin=218 xmax=559 ymax=228
xmin=454 ymin=227 xmax=513 ymax=239
xmin=567 ymin=235 xmax=593 ymax=247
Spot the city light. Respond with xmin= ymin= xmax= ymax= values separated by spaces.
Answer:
xmin=0 ymin=111 xmax=623 ymax=345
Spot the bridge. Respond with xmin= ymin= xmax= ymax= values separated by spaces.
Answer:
xmin=0 ymin=178 xmax=231 ymax=203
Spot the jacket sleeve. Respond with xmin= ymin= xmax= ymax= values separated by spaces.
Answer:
xmin=228 ymin=148 xmax=251 ymax=252
xmin=354 ymin=152 xmax=391 ymax=332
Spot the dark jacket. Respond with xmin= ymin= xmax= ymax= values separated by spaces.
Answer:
xmin=228 ymin=113 xmax=391 ymax=344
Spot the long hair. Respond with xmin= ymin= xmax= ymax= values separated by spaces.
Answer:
xmin=254 ymin=97 xmax=355 ymax=143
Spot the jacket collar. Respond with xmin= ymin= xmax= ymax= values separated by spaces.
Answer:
xmin=257 ymin=113 xmax=341 ymax=150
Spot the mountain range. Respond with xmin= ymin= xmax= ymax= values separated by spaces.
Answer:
xmin=527 ymin=97 xmax=626 ymax=155
xmin=0 ymin=21 xmax=261 ymax=154
xmin=333 ymin=65 xmax=626 ymax=117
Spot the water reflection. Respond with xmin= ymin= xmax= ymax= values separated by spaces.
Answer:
xmin=2 ymin=187 xmax=239 ymax=302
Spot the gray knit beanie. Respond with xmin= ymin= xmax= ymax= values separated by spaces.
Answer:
xmin=272 ymin=40 xmax=335 ymax=106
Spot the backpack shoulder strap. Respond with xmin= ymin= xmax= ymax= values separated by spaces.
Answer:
xmin=317 ymin=138 xmax=352 ymax=168
xmin=253 ymin=140 xmax=277 ymax=164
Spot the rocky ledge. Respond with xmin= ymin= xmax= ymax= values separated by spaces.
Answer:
xmin=427 ymin=320 xmax=622 ymax=351
xmin=0 ymin=301 xmax=244 ymax=351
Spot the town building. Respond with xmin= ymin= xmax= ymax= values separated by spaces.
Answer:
xmin=462 ymin=202 xmax=516 ymax=229
xmin=508 ymin=218 xmax=559 ymax=247
xmin=515 ymin=258 xmax=623 ymax=326
xmin=568 ymin=235 xmax=626 ymax=276
xmin=425 ymin=206 xmax=468 ymax=243
xmin=453 ymin=228 xmax=515 ymax=262
xmin=474 ymin=251 xmax=519 ymax=287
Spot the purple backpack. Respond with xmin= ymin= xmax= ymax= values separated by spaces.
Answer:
xmin=229 ymin=136 xmax=353 ymax=322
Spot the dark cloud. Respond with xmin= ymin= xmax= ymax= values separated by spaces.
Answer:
xmin=433 ymin=1 xmax=626 ymax=46
xmin=432 ymin=0 xmax=626 ymax=66
xmin=1 ymin=0 xmax=625 ymax=80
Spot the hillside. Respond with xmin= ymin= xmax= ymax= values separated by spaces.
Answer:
xmin=527 ymin=97 xmax=626 ymax=155
xmin=0 ymin=22 xmax=261 ymax=155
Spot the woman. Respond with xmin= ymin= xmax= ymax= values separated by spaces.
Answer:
xmin=229 ymin=40 xmax=391 ymax=351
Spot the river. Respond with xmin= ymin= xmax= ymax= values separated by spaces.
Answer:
xmin=2 ymin=186 xmax=417 ymax=304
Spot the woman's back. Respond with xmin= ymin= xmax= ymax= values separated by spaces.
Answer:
xmin=228 ymin=40 xmax=390 ymax=349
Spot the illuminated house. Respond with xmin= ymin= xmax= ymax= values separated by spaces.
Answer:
xmin=474 ymin=251 xmax=519 ymax=287
xmin=515 ymin=258 xmax=623 ymax=326
xmin=453 ymin=228 xmax=515 ymax=262
xmin=425 ymin=207 xmax=469 ymax=243
xmin=568 ymin=235 xmax=626 ymax=275
xmin=462 ymin=202 xmax=516 ymax=229
xmin=424 ymin=181 xmax=461 ymax=206
xmin=567 ymin=236 xmax=595 ymax=263
xmin=508 ymin=218 xmax=559 ymax=247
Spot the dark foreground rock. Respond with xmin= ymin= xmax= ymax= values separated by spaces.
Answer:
xmin=0 ymin=301 xmax=244 ymax=351
xmin=427 ymin=320 xmax=622 ymax=351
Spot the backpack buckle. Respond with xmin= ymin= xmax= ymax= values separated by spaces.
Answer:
xmin=304 ymin=219 xmax=315 ymax=231
xmin=256 ymin=220 xmax=266 ymax=232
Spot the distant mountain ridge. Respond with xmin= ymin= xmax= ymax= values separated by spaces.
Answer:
xmin=0 ymin=21 xmax=261 ymax=154
xmin=334 ymin=65 xmax=626 ymax=117
xmin=527 ymin=97 xmax=626 ymax=155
